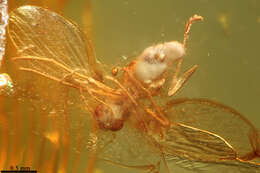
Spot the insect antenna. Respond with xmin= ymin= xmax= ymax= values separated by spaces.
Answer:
xmin=183 ymin=14 xmax=203 ymax=49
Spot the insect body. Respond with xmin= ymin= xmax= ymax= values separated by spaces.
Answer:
xmin=94 ymin=15 xmax=203 ymax=131
xmin=8 ymin=6 xmax=260 ymax=173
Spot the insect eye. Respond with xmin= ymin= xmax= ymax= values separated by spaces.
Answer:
xmin=142 ymin=46 xmax=166 ymax=64
xmin=152 ymin=44 xmax=166 ymax=62
xmin=157 ymin=52 xmax=166 ymax=62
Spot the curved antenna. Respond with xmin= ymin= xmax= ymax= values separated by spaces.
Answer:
xmin=183 ymin=14 xmax=203 ymax=49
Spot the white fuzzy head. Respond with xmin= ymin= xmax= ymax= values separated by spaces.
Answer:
xmin=163 ymin=41 xmax=185 ymax=62
xmin=134 ymin=41 xmax=185 ymax=83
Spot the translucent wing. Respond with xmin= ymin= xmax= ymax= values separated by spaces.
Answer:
xmin=91 ymin=123 xmax=162 ymax=172
xmin=166 ymin=155 xmax=260 ymax=173
xmin=162 ymin=123 xmax=237 ymax=162
xmin=88 ymin=101 xmax=260 ymax=173
xmin=164 ymin=98 xmax=260 ymax=161
xmin=8 ymin=5 xmax=98 ymax=81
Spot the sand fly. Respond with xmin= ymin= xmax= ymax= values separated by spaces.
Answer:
xmin=7 ymin=5 xmax=260 ymax=173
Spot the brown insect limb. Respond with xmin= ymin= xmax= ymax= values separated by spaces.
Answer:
xmin=168 ymin=58 xmax=183 ymax=96
xmin=18 ymin=67 xmax=75 ymax=88
xmin=12 ymin=56 xmax=118 ymax=94
xmin=105 ymin=75 xmax=138 ymax=106
xmin=145 ymin=108 xmax=170 ymax=127
xmin=20 ymin=67 xmax=116 ymax=124
xmin=87 ymin=76 xmax=120 ymax=95
xmin=101 ymin=158 xmax=158 ymax=173
xmin=160 ymin=146 xmax=171 ymax=173
xmin=173 ymin=58 xmax=184 ymax=78
xmin=87 ymin=89 xmax=114 ymax=113
xmin=59 ymin=68 xmax=86 ymax=84
xmin=125 ymin=69 xmax=170 ymax=127
xmin=168 ymin=64 xmax=198 ymax=96
xmin=19 ymin=67 xmax=116 ymax=119
xmin=12 ymin=56 xmax=73 ymax=73
xmin=92 ymin=90 xmax=121 ymax=99
xmin=60 ymin=72 xmax=75 ymax=84
xmin=84 ymin=34 xmax=104 ymax=81
xmin=130 ymin=108 xmax=151 ymax=134
xmin=79 ymin=85 xmax=95 ymax=115
xmin=105 ymin=75 xmax=163 ymax=131
xmin=19 ymin=66 xmax=119 ymax=102
xmin=183 ymin=14 xmax=203 ymax=49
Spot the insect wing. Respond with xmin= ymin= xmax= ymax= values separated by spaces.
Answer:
xmin=161 ymin=123 xmax=237 ymax=162
xmin=92 ymin=123 xmax=162 ymax=171
xmin=164 ymin=98 xmax=260 ymax=163
xmin=8 ymin=5 xmax=97 ymax=82
xmin=165 ymin=154 xmax=260 ymax=173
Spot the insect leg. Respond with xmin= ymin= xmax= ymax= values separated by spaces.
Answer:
xmin=78 ymin=85 xmax=95 ymax=115
xmin=13 ymin=56 xmax=73 ymax=73
xmin=12 ymin=56 xmax=89 ymax=82
xmin=160 ymin=146 xmax=171 ymax=173
xmin=59 ymin=68 xmax=87 ymax=83
xmin=168 ymin=58 xmax=183 ymax=96
xmin=105 ymin=75 xmax=138 ymax=106
xmin=18 ymin=67 xmax=75 ymax=88
xmin=18 ymin=67 xmax=116 ymax=118
xmin=124 ymin=69 xmax=170 ymax=127
xmin=101 ymin=159 xmax=161 ymax=173
xmin=13 ymin=56 xmax=119 ymax=94
xmin=168 ymin=63 xmax=198 ymax=97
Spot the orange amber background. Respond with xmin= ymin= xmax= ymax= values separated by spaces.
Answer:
xmin=0 ymin=0 xmax=260 ymax=173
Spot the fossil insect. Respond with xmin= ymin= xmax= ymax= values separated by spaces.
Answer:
xmin=8 ymin=5 xmax=260 ymax=173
